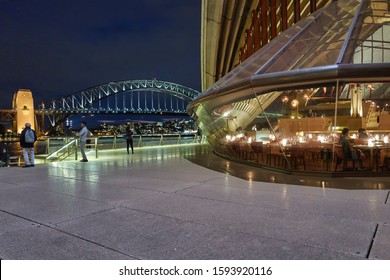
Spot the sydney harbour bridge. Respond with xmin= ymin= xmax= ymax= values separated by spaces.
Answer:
xmin=1 ymin=79 xmax=201 ymax=134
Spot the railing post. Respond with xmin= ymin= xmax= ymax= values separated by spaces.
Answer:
xmin=67 ymin=138 xmax=70 ymax=156
xmin=46 ymin=138 xmax=50 ymax=154
xmin=138 ymin=135 xmax=142 ymax=147
xmin=178 ymin=134 xmax=181 ymax=145
xmin=95 ymin=138 xmax=98 ymax=158
xmin=113 ymin=135 xmax=117 ymax=149
xmin=75 ymin=139 xmax=78 ymax=160
xmin=160 ymin=134 xmax=163 ymax=146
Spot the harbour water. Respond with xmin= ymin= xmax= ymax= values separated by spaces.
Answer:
xmin=68 ymin=113 xmax=192 ymax=130
xmin=1 ymin=112 xmax=197 ymax=158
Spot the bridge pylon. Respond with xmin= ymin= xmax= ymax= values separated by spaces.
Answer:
xmin=12 ymin=89 xmax=36 ymax=134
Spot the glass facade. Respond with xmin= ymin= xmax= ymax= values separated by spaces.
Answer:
xmin=189 ymin=0 xmax=390 ymax=174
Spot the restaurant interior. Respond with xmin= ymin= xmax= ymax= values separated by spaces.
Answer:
xmin=217 ymin=82 xmax=390 ymax=174
xmin=189 ymin=0 xmax=390 ymax=176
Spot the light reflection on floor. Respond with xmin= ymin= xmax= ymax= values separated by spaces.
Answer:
xmin=45 ymin=143 xmax=390 ymax=190
xmin=184 ymin=145 xmax=390 ymax=190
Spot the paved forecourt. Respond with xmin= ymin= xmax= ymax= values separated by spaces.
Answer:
xmin=0 ymin=144 xmax=389 ymax=259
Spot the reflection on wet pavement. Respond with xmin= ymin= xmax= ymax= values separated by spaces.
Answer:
xmin=185 ymin=145 xmax=390 ymax=190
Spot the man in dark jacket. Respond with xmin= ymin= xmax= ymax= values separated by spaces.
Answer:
xmin=20 ymin=123 xmax=37 ymax=167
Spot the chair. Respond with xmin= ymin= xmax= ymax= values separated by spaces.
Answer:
xmin=308 ymin=141 xmax=322 ymax=162
xmin=250 ymin=142 xmax=264 ymax=163
xmin=215 ymin=141 xmax=229 ymax=155
xmin=320 ymin=143 xmax=333 ymax=171
xmin=230 ymin=141 xmax=241 ymax=158
xmin=334 ymin=146 xmax=358 ymax=171
xmin=288 ymin=146 xmax=306 ymax=170
xmin=239 ymin=142 xmax=253 ymax=161
xmin=267 ymin=144 xmax=286 ymax=167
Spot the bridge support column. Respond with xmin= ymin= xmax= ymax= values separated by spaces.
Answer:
xmin=12 ymin=89 xmax=35 ymax=134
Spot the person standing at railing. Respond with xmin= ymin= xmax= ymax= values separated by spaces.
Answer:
xmin=125 ymin=124 xmax=135 ymax=154
xmin=19 ymin=123 xmax=37 ymax=168
xmin=77 ymin=121 xmax=88 ymax=162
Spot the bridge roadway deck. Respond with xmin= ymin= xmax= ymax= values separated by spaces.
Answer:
xmin=0 ymin=143 xmax=389 ymax=260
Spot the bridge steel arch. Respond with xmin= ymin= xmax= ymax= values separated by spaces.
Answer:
xmin=39 ymin=80 xmax=201 ymax=131
xmin=45 ymin=80 xmax=200 ymax=113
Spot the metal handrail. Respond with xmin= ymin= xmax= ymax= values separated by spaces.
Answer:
xmin=45 ymin=139 xmax=77 ymax=162
xmin=42 ymin=133 xmax=201 ymax=162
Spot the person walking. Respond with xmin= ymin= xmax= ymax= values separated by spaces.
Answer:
xmin=77 ymin=121 xmax=89 ymax=162
xmin=20 ymin=123 xmax=37 ymax=167
xmin=125 ymin=124 xmax=134 ymax=154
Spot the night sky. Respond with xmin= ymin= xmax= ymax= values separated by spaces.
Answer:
xmin=0 ymin=0 xmax=201 ymax=109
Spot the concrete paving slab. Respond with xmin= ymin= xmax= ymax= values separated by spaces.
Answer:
xmin=181 ymin=231 xmax=363 ymax=260
xmin=1 ymin=144 xmax=389 ymax=260
xmin=0 ymin=224 xmax=134 ymax=260
xmin=55 ymin=207 xmax=361 ymax=260
xmin=0 ymin=167 xmax=50 ymax=185
xmin=45 ymin=161 xmax=220 ymax=193
xmin=0 ymin=208 xmax=133 ymax=260
xmin=119 ymin=191 xmax=375 ymax=256
xmin=0 ymin=166 xmax=88 ymax=186
xmin=77 ymin=158 xmax=225 ymax=182
xmin=386 ymin=191 xmax=390 ymax=205
xmin=45 ymin=156 xmax=223 ymax=190
xmin=0 ymin=185 xmax=114 ymax=224
xmin=0 ymin=211 xmax=36 ymax=234
xmin=176 ymin=184 xmax=390 ymax=223
xmin=369 ymin=224 xmax=390 ymax=259
xmin=95 ymin=176 xmax=201 ymax=193
xmin=48 ymin=170 xmax=202 ymax=193
xmin=202 ymin=176 xmax=390 ymax=204
xmin=31 ymin=177 xmax=163 ymax=205
xmin=0 ymin=180 xmax=19 ymax=189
